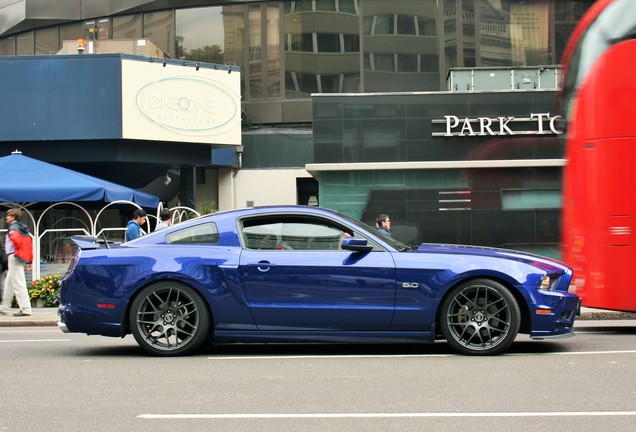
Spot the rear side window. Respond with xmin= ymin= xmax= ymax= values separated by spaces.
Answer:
xmin=165 ymin=223 xmax=219 ymax=244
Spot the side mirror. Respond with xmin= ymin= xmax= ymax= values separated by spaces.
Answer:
xmin=341 ymin=237 xmax=373 ymax=253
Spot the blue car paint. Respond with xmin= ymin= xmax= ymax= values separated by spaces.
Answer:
xmin=58 ymin=205 xmax=579 ymax=347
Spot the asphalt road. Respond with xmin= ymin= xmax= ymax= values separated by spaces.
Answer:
xmin=1 ymin=321 xmax=635 ymax=432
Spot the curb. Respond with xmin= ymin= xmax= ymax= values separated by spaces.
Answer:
xmin=577 ymin=311 xmax=636 ymax=321
xmin=0 ymin=319 xmax=59 ymax=327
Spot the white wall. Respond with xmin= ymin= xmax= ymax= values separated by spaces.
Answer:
xmin=218 ymin=168 xmax=313 ymax=211
xmin=195 ymin=168 xmax=219 ymax=210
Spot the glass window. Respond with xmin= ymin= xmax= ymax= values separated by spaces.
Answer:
xmin=339 ymin=0 xmax=358 ymax=14
xmin=35 ymin=27 xmax=59 ymax=54
xmin=223 ymin=4 xmax=246 ymax=94
xmin=373 ymin=53 xmax=395 ymax=71
xmin=321 ymin=74 xmax=341 ymax=92
xmin=363 ymin=16 xmax=373 ymax=35
xmin=176 ymin=6 xmax=225 ymax=62
xmin=509 ymin=1 xmax=551 ymax=65
xmin=113 ymin=14 xmax=142 ymax=39
xmin=421 ymin=54 xmax=439 ymax=72
xmin=502 ymin=189 xmax=562 ymax=210
xmin=84 ymin=20 xmax=98 ymax=41
xmin=295 ymin=1 xmax=314 ymax=12
xmin=248 ymin=5 xmax=262 ymax=97
xmin=166 ymin=223 xmax=219 ymax=244
xmin=60 ymin=22 xmax=83 ymax=46
xmin=417 ymin=16 xmax=437 ymax=36
xmin=316 ymin=0 xmax=337 ymax=12
xmin=266 ymin=5 xmax=281 ymax=98
xmin=289 ymin=33 xmax=314 ymax=51
xmin=242 ymin=217 xmax=345 ymax=251
xmin=96 ymin=18 xmax=110 ymax=40
xmin=144 ymin=10 xmax=175 ymax=58
xmin=397 ymin=15 xmax=416 ymax=35
xmin=398 ymin=54 xmax=418 ymax=72
xmin=374 ymin=15 xmax=394 ymax=35
xmin=342 ymin=73 xmax=361 ymax=92
xmin=0 ymin=36 xmax=15 ymax=55
xmin=342 ymin=34 xmax=359 ymax=52
xmin=16 ymin=31 xmax=34 ymax=55
xmin=286 ymin=71 xmax=319 ymax=96
xmin=316 ymin=33 xmax=340 ymax=52
xmin=363 ymin=52 xmax=371 ymax=69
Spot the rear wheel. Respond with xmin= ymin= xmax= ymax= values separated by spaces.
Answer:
xmin=129 ymin=282 xmax=210 ymax=356
xmin=440 ymin=279 xmax=520 ymax=355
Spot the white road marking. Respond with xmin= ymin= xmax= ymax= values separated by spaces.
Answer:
xmin=139 ymin=411 xmax=636 ymax=419
xmin=207 ymin=350 xmax=636 ymax=360
xmin=509 ymin=350 xmax=636 ymax=356
xmin=0 ymin=339 xmax=70 ymax=343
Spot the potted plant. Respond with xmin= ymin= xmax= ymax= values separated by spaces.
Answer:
xmin=27 ymin=274 xmax=62 ymax=307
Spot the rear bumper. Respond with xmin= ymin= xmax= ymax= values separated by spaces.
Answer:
xmin=57 ymin=303 xmax=125 ymax=337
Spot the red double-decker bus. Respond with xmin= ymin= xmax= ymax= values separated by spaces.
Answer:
xmin=561 ymin=0 xmax=636 ymax=311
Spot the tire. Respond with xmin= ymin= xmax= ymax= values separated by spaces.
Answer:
xmin=439 ymin=279 xmax=520 ymax=355
xmin=129 ymin=282 xmax=210 ymax=356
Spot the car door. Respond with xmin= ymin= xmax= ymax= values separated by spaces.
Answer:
xmin=238 ymin=216 xmax=396 ymax=331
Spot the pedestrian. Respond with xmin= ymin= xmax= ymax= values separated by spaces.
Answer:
xmin=125 ymin=209 xmax=147 ymax=242
xmin=376 ymin=214 xmax=392 ymax=237
xmin=0 ymin=242 xmax=7 ymax=303
xmin=155 ymin=209 xmax=171 ymax=231
xmin=0 ymin=208 xmax=33 ymax=317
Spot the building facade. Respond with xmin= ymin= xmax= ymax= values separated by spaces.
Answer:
xmin=0 ymin=0 xmax=593 ymax=257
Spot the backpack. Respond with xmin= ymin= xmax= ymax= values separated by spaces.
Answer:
xmin=9 ymin=222 xmax=33 ymax=264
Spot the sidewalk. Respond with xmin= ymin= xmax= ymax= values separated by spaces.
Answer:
xmin=1 ymin=306 xmax=635 ymax=327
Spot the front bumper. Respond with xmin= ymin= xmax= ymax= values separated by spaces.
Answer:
xmin=529 ymin=292 xmax=580 ymax=339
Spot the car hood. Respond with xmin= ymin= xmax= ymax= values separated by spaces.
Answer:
xmin=410 ymin=243 xmax=570 ymax=273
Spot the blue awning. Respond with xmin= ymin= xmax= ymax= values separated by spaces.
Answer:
xmin=0 ymin=153 xmax=159 ymax=208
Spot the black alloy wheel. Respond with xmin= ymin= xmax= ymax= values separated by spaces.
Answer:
xmin=440 ymin=279 xmax=520 ymax=355
xmin=129 ymin=282 xmax=210 ymax=356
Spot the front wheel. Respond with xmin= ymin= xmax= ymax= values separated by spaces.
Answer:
xmin=129 ymin=282 xmax=210 ymax=356
xmin=439 ymin=279 xmax=520 ymax=355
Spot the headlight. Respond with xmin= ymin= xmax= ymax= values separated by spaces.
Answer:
xmin=539 ymin=274 xmax=559 ymax=291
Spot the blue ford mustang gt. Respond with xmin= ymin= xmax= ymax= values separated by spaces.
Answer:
xmin=58 ymin=206 xmax=580 ymax=356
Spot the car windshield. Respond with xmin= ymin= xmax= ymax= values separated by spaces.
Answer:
xmin=335 ymin=211 xmax=412 ymax=251
xmin=562 ymin=0 xmax=636 ymax=122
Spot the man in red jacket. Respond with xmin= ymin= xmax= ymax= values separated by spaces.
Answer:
xmin=0 ymin=208 xmax=32 ymax=316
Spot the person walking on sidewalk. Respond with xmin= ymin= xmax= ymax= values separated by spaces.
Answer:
xmin=0 ymin=208 xmax=33 ymax=317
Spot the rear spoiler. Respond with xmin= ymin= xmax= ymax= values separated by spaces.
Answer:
xmin=71 ymin=235 xmax=114 ymax=250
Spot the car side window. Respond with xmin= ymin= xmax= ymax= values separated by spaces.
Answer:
xmin=165 ymin=223 xmax=219 ymax=244
xmin=242 ymin=217 xmax=346 ymax=251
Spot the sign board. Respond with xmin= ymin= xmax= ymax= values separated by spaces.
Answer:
xmin=432 ymin=113 xmax=563 ymax=137
xmin=121 ymin=59 xmax=241 ymax=145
